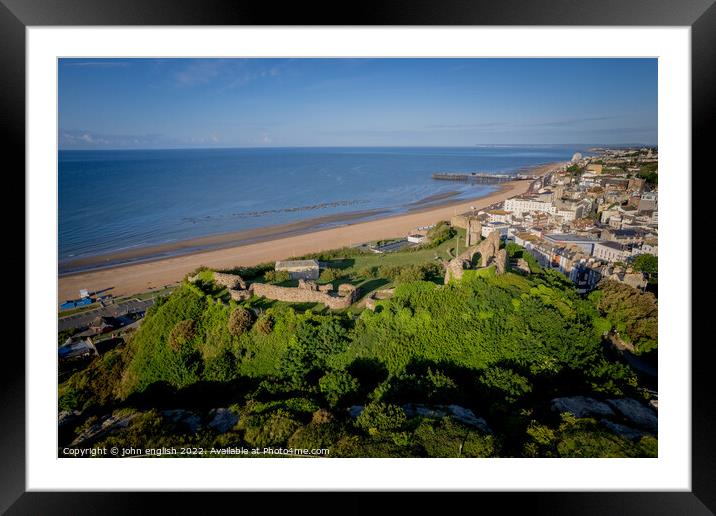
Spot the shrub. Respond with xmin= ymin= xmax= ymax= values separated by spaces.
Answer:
xmin=228 ymin=307 xmax=254 ymax=336
xmin=358 ymin=266 xmax=379 ymax=279
xmin=415 ymin=418 xmax=496 ymax=457
xmin=264 ymin=270 xmax=290 ymax=283
xmin=319 ymin=267 xmax=344 ymax=282
xmin=425 ymin=221 xmax=456 ymax=248
xmin=319 ymin=370 xmax=360 ymax=407
xmin=255 ymin=314 xmax=274 ymax=335
xmin=355 ymin=402 xmax=407 ymax=435
xmin=169 ymin=320 xmax=196 ymax=351
xmin=479 ymin=366 xmax=532 ymax=403
xmin=242 ymin=409 xmax=301 ymax=449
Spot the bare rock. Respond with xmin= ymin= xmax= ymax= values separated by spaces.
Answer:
xmin=447 ymin=405 xmax=492 ymax=433
xmin=207 ymin=408 xmax=239 ymax=433
xmin=70 ymin=411 xmax=138 ymax=446
xmin=550 ymin=396 xmax=615 ymax=418
xmin=162 ymin=409 xmax=202 ymax=433
xmin=402 ymin=404 xmax=491 ymax=433
xmin=600 ymin=419 xmax=649 ymax=441
xmin=606 ymin=398 xmax=658 ymax=432
xmin=347 ymin=405 xmax=364 ymax=418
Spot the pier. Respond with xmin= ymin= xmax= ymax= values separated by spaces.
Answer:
xmin=432 ymin=172 xmax=520 ymax=184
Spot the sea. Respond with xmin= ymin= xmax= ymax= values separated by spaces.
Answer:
xmin=58 ymin=145 xmax=593 ymax=270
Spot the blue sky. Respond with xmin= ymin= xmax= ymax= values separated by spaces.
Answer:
xmin=58 ymin=58 xmax=657 ymax=149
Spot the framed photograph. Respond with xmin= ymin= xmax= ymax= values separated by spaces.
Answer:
xmin=5 ymin=0 xmax=713 ymax=512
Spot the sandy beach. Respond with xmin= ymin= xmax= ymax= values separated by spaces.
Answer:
xmin=58 ymin=162 xmax=563 ymax=302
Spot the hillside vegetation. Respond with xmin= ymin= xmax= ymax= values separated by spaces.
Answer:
xmin=59 ymin=242 xmax=657 ymax=458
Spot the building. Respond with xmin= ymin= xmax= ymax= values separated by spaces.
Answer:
xmin=407 ymin=234 xmax=426 ymax=244
xmin=543 ymin=233 xmax=599 ymax=256
xmin=481 ymin=222 xmax=509 ymax=239
xmin=503 ymin=196 xmax=556 ymax=216
xmin=485 ymin=209 xmax=512 ymax=224
xmin=58 ymin=338 xmax=97 ymax=363
xmin=275 ymin=259 xmax=320 ymax=280
xmin=586 ymin=163 xmax=603 ymax=174
xmin=593 ymin=241 xmax=631 ymax=263
xmin=602 ymin=228 xmax=648 ymax=245
xmin=638 ymin=191 xmax=658 ymax=212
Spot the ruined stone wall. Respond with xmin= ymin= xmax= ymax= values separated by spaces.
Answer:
xmin=229 ymin=289 xmax=252 ymax=301
xmin=213 ymin=273 xmax=246 ymax=290
xmin=251 ymin=282 xmax=357 ymax=310
xmin=466 ymin=218 xmax=482 ymax=247
xmin=443 ymin=230 xmax=506 ymax=283
xmin=474 ymin=230 xmax=501 ymax=267
xmin=450 ymin=214 xmax=469 ymax=229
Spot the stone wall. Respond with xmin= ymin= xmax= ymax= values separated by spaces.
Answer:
xmin=213 ymin=273 xmax=246 ymax=290
xmin=443 ymin=230 xmax=506 ymax=283
xmin=251 ymin=282 xmax=358 ymax=310
xmin=466 ymin=218 xmax=482 ymax=247
xmin=450 ymin=214 xmax=469 ymax=229
xmin=228 ymin=289 xmax=252 ymax=301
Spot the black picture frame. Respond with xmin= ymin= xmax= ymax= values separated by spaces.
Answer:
xmin=3 ymin=0 xmax=713 ymax=513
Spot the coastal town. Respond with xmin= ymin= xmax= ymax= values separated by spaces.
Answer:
xmin=54 ymin=57 xmax=660 ymax=462
xmin=446 ymin=147 xmax=658 ymax=294
xmin=58 ymin=146 xmax=658 ymax=382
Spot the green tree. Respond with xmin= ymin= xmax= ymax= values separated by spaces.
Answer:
xmin=264 ymin=270 xmax=291 ymax=283
xmin=632 ymin=254 xmax=657 ymax=279
xmin=319 ymin=267 xmax=345 ymax=282
xmin=319 ymin=370 xmax=360 ymax=407
xmin=355 ymin=402 xmax=407 ymax=435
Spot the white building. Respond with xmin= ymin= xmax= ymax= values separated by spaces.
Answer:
xmin=275 ymin=259 xmax=320 ymax=280
xmin=503 ymin=197 xmax=556 ymax=216
xmin=485 ymin=209 xmax=513 ymax=224
xmin=481 ymin=222 xmax=510 ymax=239
xmin=593 ymin=241 xmax=630 ymax=263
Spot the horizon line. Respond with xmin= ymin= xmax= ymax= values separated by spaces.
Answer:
xmin=58 ymin=143 xmax=659 ymax=152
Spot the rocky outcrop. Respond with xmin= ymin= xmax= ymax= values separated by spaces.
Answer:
xmin=445 ymin=405 xmax=492 ymax=433
xmin=207 ymin=408 xmax=239 ymax=433
xmin=70 ymin=411 xmax=139 ymax=447
xmin=600 ymin=419 xmax=649 ymax=441
xmin=606 ymin=398 xmax=658 ymax=432
xmin=347 ymin=403 xmax=491 ymax=433
xmin=550 ymin=396 xmax=615 ymax=418
xmin=347 ymin=405 xmax=364 ymax=418
xmin=162 ymin=409 xmax=202 ymax=433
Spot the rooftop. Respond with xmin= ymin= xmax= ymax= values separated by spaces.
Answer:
xmin=544 ymin=233 xmax=598 ymax=243
xmin=275 ymin=259 xmax=320 ymax=269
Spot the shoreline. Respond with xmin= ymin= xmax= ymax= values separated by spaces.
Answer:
xmin=58 ymin=161 xmax=563 ymax=302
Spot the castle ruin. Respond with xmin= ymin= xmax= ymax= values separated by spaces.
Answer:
xmin=444 ymin=230 xmax=507 ymax=283
xmin=251 ymin=281 xmax=359 ymax=310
